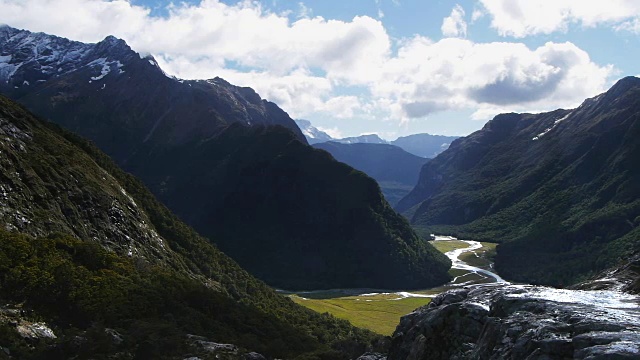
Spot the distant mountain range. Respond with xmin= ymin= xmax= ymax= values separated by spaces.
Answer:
xmin=397 ymin=76 xmax=640 ymax=287
xmin=295 ymin=119 xmax=459 ymax=158
xmin=0 ymin=25 xmax=451 ymax=290
xmin=297 ymin=120 xmax=458 ymax=205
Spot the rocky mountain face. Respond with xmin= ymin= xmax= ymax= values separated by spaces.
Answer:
xmin=0 ymin=96 xmax=180 ymax=268
xmin=397 ymin=77 xmax=640 ymax=287
xmin=388 ymin=278 xmax=640 ymax=360
xmin=0 ymin=95 xmax=383 ymax=359
xmin=295 ymin=119 xmax=333 ymax=144
xmin=0 ymin=25 xmax=305 ymax=161
xmin=0 ymin=26 xmax=451 ymax=290
xmin=313 ymin=142 xmax=428 ymax=206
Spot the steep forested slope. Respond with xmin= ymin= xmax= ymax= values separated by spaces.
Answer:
xmin=313 ymin=142 xmax=428 ymax=206
xmin=127 ymin=125 xmax=450 ymax=290
xmin=0 ymin=95 xmax=383 ymax=359
xmin=398 ymin=77 xmax=640 ymax=286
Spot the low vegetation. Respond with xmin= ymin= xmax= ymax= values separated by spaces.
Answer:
xmin=291 ymin=295 xmax=431 ymax=336
xmin=429 ymin=240 xmax=471 ymax=254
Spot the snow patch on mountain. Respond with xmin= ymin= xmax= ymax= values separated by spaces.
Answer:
xmin=335 ymin=134 xmax=387 ymax=144
xmin=88 ymin=58 xmax=125 ymax=81
xmin=0 ymin=55 xmax=19 ymax=83
xmin=532 ymin=113 xmax=571 ymax=141
xmin=0 ymin=26 xmax=134 ymax=89
xmin=295 ymin=119 xmax=334 ymax=144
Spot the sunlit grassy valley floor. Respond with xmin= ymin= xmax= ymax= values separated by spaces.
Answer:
xmin=288 ymin=237 xmax=498 ymax=335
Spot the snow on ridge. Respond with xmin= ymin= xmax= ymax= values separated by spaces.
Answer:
xmin=532 ymin=113 xmax=571 ymax=141
xmin=89 ymin=58 xmax=110 ymax=81
xmin=0 ymin=28 xmax=123 ymax=84
xmin=88 ymin=58 xmax=125 ymax=81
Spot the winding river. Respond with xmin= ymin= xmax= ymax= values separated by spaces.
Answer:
xmin=434 ymin=235 xmax=507 ymax=284
xmin=284 ymin=235 xmax=502 ymax=300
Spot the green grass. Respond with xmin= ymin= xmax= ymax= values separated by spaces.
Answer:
xmin=290 ymin=239 xmax=499 ymax=336
xmin=429 ymin=240 xmax=470 ymax=253
xmin=290 ymin=295 xmax=431 ymax=335
xmin=458 ymin=242 xmax=497 ymax=269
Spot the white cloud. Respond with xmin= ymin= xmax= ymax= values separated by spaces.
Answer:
xmin=441 ymin=4 xmax=467 ymax=38
xmin=479 ymin=0 xmax=640 ymax=37
xmin=471 ymin=7 xmax=485 ymax=22
xmin=372 ymin=38 xmax=613 ymax=120
xmin=0 ymin=0 xmax=615 ymax=130
xmin=321 ymin=96 xmax=363 ymax=119
xmin=316 ymin=126 xmax=343 ymax=139
xmin=297 ymin=2 xmax=312 ymax=19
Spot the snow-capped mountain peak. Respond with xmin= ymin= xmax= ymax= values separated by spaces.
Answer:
xmin=295 ymin=119 xmax=334 ymax=144
xmin=0 ymin=26 xmax=147 ymax=96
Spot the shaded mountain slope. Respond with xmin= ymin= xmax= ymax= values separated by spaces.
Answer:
xmin=313 ymin=142 xmax=429 ymax=206
xmin=127 ymin=124 xmax=450 ymax=290
xmin=0 ymin=95 xmax=384 ymax=359
xmin=397 ymin=77 xmax=640 ymax=286
xmin=0 ymin=26 xmax=451 ymax=290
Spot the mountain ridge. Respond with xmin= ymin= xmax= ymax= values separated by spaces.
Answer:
xmin=0 ymin=26 xmax=452 ymax=290
xmin=398 ymin=76 xmax=640 ymax=286
xmin=295 ymin=119 xmax=458 ymax=158
xmin=0 ymin=25 xmax=306 ymax=153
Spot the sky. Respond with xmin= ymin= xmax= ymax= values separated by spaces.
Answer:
xmin=0 ymin=1 xmax=639 ymax=139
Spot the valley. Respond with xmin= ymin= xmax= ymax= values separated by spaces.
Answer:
xmin=288 ymin=236 xmax=501 ymax=335
xmin=0 ymin=12 xmax=639 ymax=358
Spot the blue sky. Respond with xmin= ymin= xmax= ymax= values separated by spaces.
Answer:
xmin=1 ymin=0 xmax=639 ymax=138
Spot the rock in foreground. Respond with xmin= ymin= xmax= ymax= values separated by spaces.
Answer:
xmin=389 ymin=284 xmax=640 ymax=359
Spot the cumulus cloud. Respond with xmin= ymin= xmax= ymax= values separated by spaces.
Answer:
xmin=479 ymin=0 xmax=640 ymax=37
xmin=441 ymin=4 xmax=467 ymax=38
xmin=372 ymin=38 xmax=612 ymax=120
xmin=0 ymin=0 xmax=615 ymax=127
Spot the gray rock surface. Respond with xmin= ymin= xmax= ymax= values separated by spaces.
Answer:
xmin=356 ymin=352 xmax=387 ymax=360
xmin=389 ymin=284 xmax=640 ymax=360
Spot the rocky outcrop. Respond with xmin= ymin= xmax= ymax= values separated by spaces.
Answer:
xmin=389 ymin=284 xmax=640 ymax=360
xmin=572 ymin=253 xmax=640 ymax=295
